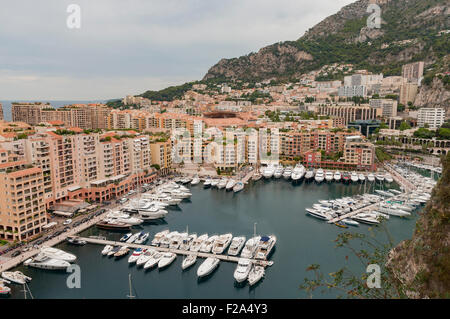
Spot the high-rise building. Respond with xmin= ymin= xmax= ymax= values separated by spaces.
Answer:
xmin=402 ymin=61 xmax=424 ymax=84
xmin=399 ymin=83 xmax=419 ymax=106
xmin=338 ymin=85 xmax=367 ymax=97
xmin=369 ymin=99 xmax=398 ymax=117
xmin=319 ymin=105 xmax=382 ymax=125
xmin=12 ymin=102 xmax=49 ymax=125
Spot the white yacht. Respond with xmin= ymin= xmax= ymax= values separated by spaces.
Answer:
xmin=190 ymin=234 xmax=208 ymax=252
xmin=333 ymin=171 xmax=342 ymax=182
xmin=385 ymin=174 xmax=394 ymax=183
xmin=225 ymin=179 xmax=236 ymax=191
xmin=190 ymin=176 xmax=200 ymax=185
xmin=273 ymin=166 xmax=284 ymax=179
xmin=304 ymin=169 xmax=314 ymax=181
xmin=283 ymin=166 xmax=293 ymax=180
xmin=136 ymin=249 xmax=155 ymax=267
xmin=306 ymin=208 xmax=331 ymax=220
xmin=240 ymin=236 xmax=260 ymax=259
xmin=203 ymin=179 xmax=212 ymax=188
xmin=138 ymin=210 xmax=168 ymax=221
xmin=151 ymin=230 xmax=169 ymax=246
xmin=200 ymin=235 xmax=218 ymax=253
xmin=170 ymin=232 xmax=187 ymax=250
xmin=126 ymin=232 xmax=142 ymax=244
xmin=342 ymin=218 xmax=359 ymax=226
xmin=248 ymin=265 xmax=265 ymax=286
xmin=262 ymin=165 xmax=275 ymax=179
xmin=182 ymin=254 xmax=197 ymax=270
xmin=233 ymin=258 xmax=252 ymax=283
xmin=367 ymin=173 xmax=375 ymax=182
xmin=315 ymin=169 xmax=324 ymax=183
xmin=228 ymin=236 xmax=246 ymax=256
xmin=350 ymin=172 xmax=359 ymax=183
xmin=291 ymin=164 xmax=306 ymax=182
xmin=128 ymin=248 xmax=143 ymax=264
xmin=212 ymin=233 xmax=233 ymax=254
xmin=40 ymin=247 xmax=76 ymax=263
xmin=142 ymin=194 xmax=180 ymax=206
xmin=135 ymin=232 xmax=150 ymax=244
xmin=358 ymin=173 xmax=366 ymax=182
xmin=0 ymin=280 xmax=11 ymax=296
xmin=110 ymin=216 xmax=143 ymax=226
xmin=143 ymin=252 xmax=163 ymax=270
xmin=101 ymin=245 xmax=114 ymax=256
xmin=325 ymin=171 xmax=334 ymax=182
xmin=254 ymin=235 xmax=277 ymax=260
xmin=210 ymin=179 xmax=219 ymax=188
xmin=233 ymin=181 xmax=244 ymax=193
xmin=376 ymin=173 xmax=385 ymax=182
xmin=1 ymin=271 xmax=31 ymax=285
xmin=217 ymin=178 xmax=228 ymax=189
xmin=197 ymin=257 xmax=220 ymax=278
xmin=159 ymin=231 xmax=179 ymax=248
xmin=180 ymin=233 xmax=197 ymax=251
xmin=158 ymin=253 xmax=176 ymax=269
xmin=24 ymin=254 xmax=71 ymax=270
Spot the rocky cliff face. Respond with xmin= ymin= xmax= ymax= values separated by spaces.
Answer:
xmin=203 ymin=0 xmax=449 ymax=82
xmin=415 ymin=77 xmax=450 ymax=112
xmin=386 ymin=153 xmax=450 ymax=298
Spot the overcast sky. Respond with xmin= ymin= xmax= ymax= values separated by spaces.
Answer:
xmin=0 ymin=0 xmax=354 ymax=100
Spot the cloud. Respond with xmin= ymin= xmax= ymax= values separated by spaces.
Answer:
xmin=0 ymin=0 xmax=354 ymax=99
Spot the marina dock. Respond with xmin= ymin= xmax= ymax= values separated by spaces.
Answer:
xmin=69 ymin=236 xmax=274 ymax=267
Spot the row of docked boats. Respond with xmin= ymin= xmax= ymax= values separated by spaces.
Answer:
xmin=257 ymin=164 xmax=393 ymax=184
xmin=23 ymin=247 xmax=77 ymax=271
xmin=201 ymin=177 xmax=245 ymax=193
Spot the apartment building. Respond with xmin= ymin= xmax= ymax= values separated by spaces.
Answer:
xmin=417 ymin=108 xmax=445 ymax=129
xmin=12 ymin=102 xmax=49 ymax=125
xmin=0 ymin=161 xmax=47 ymax=241
xmin=399 ymin=83 xmax=418 ymax=106
xmin=402 ymin=61 xmax=424 ymax=84
xmin=343 ymin=137 xmax=375 ymax=170
xmin=150 ymin=140 xmax=172 ymax=175
xmin=369 ymin=99 xmax=398 ymax=117
xmin=338 ymin=85 xmax=367 ymax=97
xmin=318 ymin=105 xmax=382 ymax=125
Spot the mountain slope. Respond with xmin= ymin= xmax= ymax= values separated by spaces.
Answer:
xmin=203 ymin=0 xmax=449 ymax=82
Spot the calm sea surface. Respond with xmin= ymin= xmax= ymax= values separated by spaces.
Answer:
xmin=9 ymin=179 xmax=419 ymax=299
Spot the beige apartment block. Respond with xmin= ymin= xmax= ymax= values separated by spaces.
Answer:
xmin=0 ymin=161 xmax=47 ymax=241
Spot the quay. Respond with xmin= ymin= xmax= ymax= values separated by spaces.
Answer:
xmin=69 ymin=236 xmax=274 ymax=268
xmin=383 ymin=164 xmax=416 ymax=192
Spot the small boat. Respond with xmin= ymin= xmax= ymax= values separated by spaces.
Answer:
xmin=210 ymin=179 xmax=219 ymax=188
xmin=306 ymin=208 xmax=330 ymax=221
xmin=333 ymin=171 xmax=341 ymax=182
xmin=233 ymin=258 xmax=252 ymax=283
xmin=352 ymin=216 xmax=380 ymax=225
xmin=203 ymin=179 xmax=212 ymax=188
xmin=126 ymin=232 xmax=143 ymax=244
xmin=158 ymin=253 xmax=176 ymax=269
xmin=191 ymin=176 xmax=200 ymax=185
xmin=182 ymin=255 xmax=197 ymax=270
xmin=233 ymin=182 xmax=244 ymax=193
xmin=135 ymin=232 xmax=150 ymax=245
xmin=120 ymin=233 xmax=132 ymax=242
xmin=128 ymin=248 xmax=143 ymax=264
xmin=217 ymin=178 xmax=228 ymax=189
xmin=252 ymin=172 xmax=262 ymax=181
xmin=190 ymin=234 xmax=208 ymax=252
xmin=225 ymin=179 xmax=236 ymax=191
xmin=107 ymin=246 xmax=121 ymax=257
xmin=342 ymin=218 xmax=359 ymax=226
xmin=228 ymin=236 xmax=246 ymax=256
xmin=101 ymin=245 xmax=114 ymax=256
xmin=248 ymin=265 xmax=265 ymax=286
xmin=180 ymin=233 xmax=197 ymax=251
xmin=136 ymin=249 xmax=154 ymax=267
xmin=334 ymin=221 xmax=348 ymax=228
xmin=151 ymin=230 xmax=170 ymax=246
xmin=143 ymin=252 xmax=164 ymax=270
xmin=40 ymin=247 xmax=76 ymax=263
xmin=0 ymin=280 xmax=11 ymax=296
xmin=197 ymin=257 xmax=220 ymax=278
xmin=114 ymin=246 xmax=130 ymax=258
xmin=67 ymin=237 xmax=87 ymax=246
xmin=1 ymin=271 xmax=32 ymax=285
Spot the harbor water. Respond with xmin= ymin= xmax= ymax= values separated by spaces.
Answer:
xmin=9 ymin=179 xmax=419 ymax=298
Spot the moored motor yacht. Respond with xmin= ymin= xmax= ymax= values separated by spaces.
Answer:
xmin=262 ymin=165 xmax=275 ymax=179
xmin=304 ymin=169 xmax=314 ymax=181
xmin=240 ymin=236 xmax=260 ymax=259
xmin=203 ymin=179 xmax=212 ymax=188
xmin=282 ymin=166 xmax=293 ymax=180
xmin=385 ymin=174 xmax=394 ymax=183
xmin=190 ymin=176 xmax=200 ymax=185
xmin=158 ymin=252 xmax=176 ymax=269
xmin=233 ymin=258 xmax=252 ymax=283
xmin=376 ymin=173 xmax=385 ymax=182
xmin=200 ymin=235 xmax=218 ymax=253
xmin=144 ymin=252 xmax=163 ymax=270
xmin=367 ymin=173 xmax=375 ymax=182
xmin=333 ymin=171 xmax=341 ymax=182
xmin=315 ymin=169 xmax=324 ymax=183
xmin=210 ymin=179 xmax=219 ymax=188
xmin=291 ymin=164 xmax=305 ymax=182
xmin=40 ymin=247 xmax=76 ymax=263
xmin=358 ymin=173 xmax=366 ymax=182
xmin=217 ymin=178 xmax=228 ymax=189
xmin=136 ymin=249 xmax=155 ymax=267
xmin=325 ymin=171 xmax=334 ymax=182
xmin=197 ymin=257 xmax=220 ymax=278
xmin=101 ymin=245 xmax=114 ymax=256
xmin=151 ymin=230 xmax=169 ymax=246
xmin=233 ymin=181 xmax=244 ymax=193
xmin=350 ymin=172 xmax=359 ymax=183
xmin=190 ymin=234 xmax=208 ymax=252
xmin=182 ymin=254 xmax=197 ymax=270
xmin=128 ymin=248 xmax=143 ymax=264
xmin=342 ymin=172 xmax=351 ymax=183
xmin=24 ymin=254 xmax=71 ymax=270
xmin=248 ymin=265 xmax=265 ymax=286
xmin=180 ymin=233 xmax=197 ymax=251
xmin=212 ymin=233 xmax=233 ymax=254
xmin=254 ymin=235 xmax=276 ymax=260
xmin=273 ymin=166 xmax=284 ymax=178
xmin=1 ymin=271 xmax=31 ymax=285
xmin=0 ymin=280 xmax=11 ymax=296
xmin=228 ymin=236 xmax=246 ymax=256
xmin=225 ymin=179 xmax=236 ymax=191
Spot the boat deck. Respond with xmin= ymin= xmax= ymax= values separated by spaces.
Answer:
xmin=70 ymin=236 xmax=274 ymax=267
